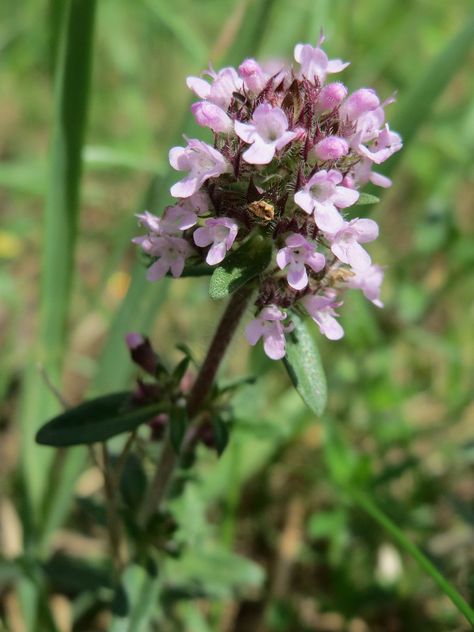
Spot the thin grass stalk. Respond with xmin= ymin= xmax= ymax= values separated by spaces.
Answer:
xmin=18 ymin=0 xmax=97 ymax=534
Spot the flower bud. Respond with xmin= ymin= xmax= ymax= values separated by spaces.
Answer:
xmin=191 ymin=101 xmax=233 ymax=134
xmin=313 ymin=135 xmax=349 ymax=161
xmin=340 ymin=88 xmax=380 ymax=120
xmin=317 ymin=82 xmax=348 ymax=112
xmin=239 ymin=58 xmax=268 ymax=94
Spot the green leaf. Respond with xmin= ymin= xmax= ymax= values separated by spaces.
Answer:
xmin=170 ymin=406 xmax=188 ymax=454
xmin=172 ymin=356 xmax=190 ymax=383
xmin=209 ymin=235 xmax=273 ymax=300
xmin=212 ymin=418 xmax=230 ymax=456
xmin=110 ymin=560 xmax=161 ymax=632
xmin=356 ymin=192 xmax=380 ymax=205
xmin=35 ymin=393 xmax=165 ymax=447
xmin=283 ymin=313 xmax=327 ymax=416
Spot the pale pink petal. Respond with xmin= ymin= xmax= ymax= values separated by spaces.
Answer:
xmin=287 ymin=264 xmax=308 ymax=290
xmin=146 ymin=258 xmax=169 ymax=281
xmin=314 ymin=202 xmax=344 ymax=232
xmin=245 ymin=320 xmax=264 ymax=345
xmin=169 ymin=146 xmax=188 ymax=171
xmin=294 ymin=190 xmax=314 ymax=214
xmin=276 ymin=248 xmax=291 ymax=269
xmin=170 ymin=257 xmax=186 ymax=278
xmin=353 ymin=218 xmax=379 ymax=242
xmin=193 ymin=226 xmax=213 ymax=248
xmin=332 ymin=186 xmax=359 ymax=208
xmin=319 ymin=314 xmax=344 ymax=340
xmin=306 ymin=252 xmax=326 ymax=272
xmin=327 ymin=59 xmax=350 ymax=73
xmin=170 ymin=176 xmax=199 ymax=199
xmin=206 ymin=241 xmax=227 ymax=265
xmin=370 ymin=172 xmax=392 ymax=188
xmin=186 ymin=76 xmax=211 ymax=99
xmin=263 ymin=329 xmax=286 ymax=360
xmin=234 ymin=120 xmax=256 ymax=143
xmin=242 ymin=140 xmax=276 ymax=165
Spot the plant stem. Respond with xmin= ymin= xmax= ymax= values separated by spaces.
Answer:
xmin=139 ymin=286 xmax=253 ymax=527
xmin=101 ymin=443 xmax=124 ymax=575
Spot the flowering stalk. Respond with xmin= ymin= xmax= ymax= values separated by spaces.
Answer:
xmin=139 ymin=286 xmax=253 ymax=526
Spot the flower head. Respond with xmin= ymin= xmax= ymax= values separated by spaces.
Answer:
xmin=133 ymin=36 xmax=402 ymax=359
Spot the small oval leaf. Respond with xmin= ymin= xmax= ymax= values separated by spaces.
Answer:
xmin=283 ymin=313 xmax=327 ymax=416
xmin=209 ymin=235 xmax=273 ymax=300
xmin=170 ymin=406 xmax=188 ymax=454
xmin=356 ymin=192 xmax=380 ymax=205
xmin=36 ymin=392 xmax=166 ymax=446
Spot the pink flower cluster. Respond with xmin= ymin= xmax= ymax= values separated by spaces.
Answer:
xmin=133 ymin=37 xmax=401 ymax=360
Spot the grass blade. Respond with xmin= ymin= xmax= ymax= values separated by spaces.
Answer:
xmin=387 ymin=15 xmax=474 ymax=175
xmin=18 ymin=0 xmax=97 ymax=528
xmin=351 ymin=489 xmax=474 ymax=628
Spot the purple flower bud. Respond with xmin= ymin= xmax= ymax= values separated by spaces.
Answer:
xmin=239 ymin=59 xmax=269 ymax=94
xmin=313 ymin=136 xmax=349 ymax=161
xmin=317 ymin=82 xmax=348 ymax=112
xmin=125 ymin=333 xmax=159 ymax=375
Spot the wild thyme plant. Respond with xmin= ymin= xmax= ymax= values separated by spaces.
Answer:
xmin=37 ymin=35 xmax=402 ymax=603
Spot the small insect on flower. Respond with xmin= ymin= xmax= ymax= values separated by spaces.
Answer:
xmin=247 ymin=200 xmax=275 ymax=223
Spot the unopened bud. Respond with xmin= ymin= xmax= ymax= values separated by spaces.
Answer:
xmin=340 ymin=88 xmax=380 ymax=120
xmin=313 ymin=136 xmax=349 ymax=161
xmin=317 ymin=82 xmax=348 ymax=112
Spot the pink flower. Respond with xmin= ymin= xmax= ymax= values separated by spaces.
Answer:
xmin=276 ymin=234 xmax=325 ymax=290
xmin=340 ymin=88 xmax=380 ymax=121
xmin=303 ymin=294 xmax=344 ymax=340
xmin=325 ymin=218 xmax=379 ymax=270
xmin=294 ymin=43 xmax=349 ymax=84
xmin=347 ymin=264 xmax=384 ymax=307
xmin=181 ymin=190 xmax=212 ymax=215
xmin=186 ymin=67 xmax=243 ymax=110
xmin=143 ymin=235 xmax=194 ymax=281
xmin=193 ymin=217 xmax=238 ymax=265
xmin=235 ymin=103 xmax=297 ymax=165
xmin=135 ymin=210 xmax=161 ymax=233
xmin=135 ymin=205 xmax=197 ymax=236
xmin=294 ymin=169 xmax=359 ymax=232
xmin=191 ymin=101 xmax=233 ymax=134
xmin=345 ymin=159 xmax=392 ymax=189
xmin=316 ymin=82 xmax=348 ymax=113
xmin=169 ymin=139 xmax=231 ymax=198
xmin=357 ymin=124 xmax=402 ymax=164
xmin=312 ymin=136 xmax=349 ymax=161
xmin=245 ymin=305 xmax=290 ymax=360
xmin=239 ymin=59 xmax=269 ymax=94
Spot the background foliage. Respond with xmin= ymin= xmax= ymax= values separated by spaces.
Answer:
xmin=1 ymin=0 xmax=474 ymax=630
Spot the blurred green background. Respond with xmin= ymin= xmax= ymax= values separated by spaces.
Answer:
xmin=1 ymin=0 xmax=474 ymax=630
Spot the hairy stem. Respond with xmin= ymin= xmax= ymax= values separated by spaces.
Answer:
xmin=139 ymin=287 xmax=253 ymax=527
